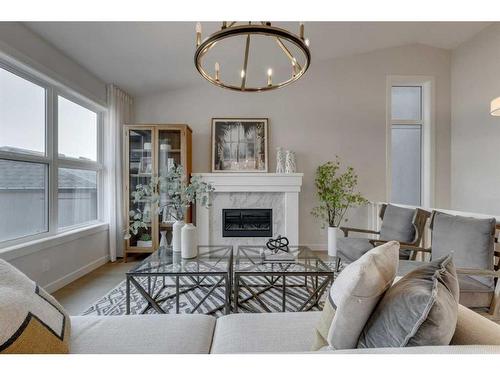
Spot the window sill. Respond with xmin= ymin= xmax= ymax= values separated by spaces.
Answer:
xmin=0 ymin=222 xmax=109 ymax=261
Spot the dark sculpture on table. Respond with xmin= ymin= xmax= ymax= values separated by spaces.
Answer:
xmin=266 ymin=235 xmax=290 ymax=253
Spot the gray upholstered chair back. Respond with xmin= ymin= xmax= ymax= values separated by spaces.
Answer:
xmin=379 ymin=204 xmax=416 ymax=243
xmin=431 ymin=211 xmax=496 ymax=287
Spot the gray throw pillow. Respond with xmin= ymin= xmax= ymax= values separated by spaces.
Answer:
xmin=312 ymin=241 xmax=399 ymax=350
xmin=357 ymin=255 xmax=459 ymax=348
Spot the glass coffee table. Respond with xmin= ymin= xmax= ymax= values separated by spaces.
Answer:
xmin=126 ymin=245 xmax=233 ymax=315
xmin=233 ymin=246 xmax=339 ymax=313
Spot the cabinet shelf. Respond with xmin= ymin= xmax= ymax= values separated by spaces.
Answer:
xmin=124 ymin=124 xmax=192 ymax=262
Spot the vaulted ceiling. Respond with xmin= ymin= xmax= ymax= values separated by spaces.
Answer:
xmin=25 ymin=22 xmax=490 ymax=96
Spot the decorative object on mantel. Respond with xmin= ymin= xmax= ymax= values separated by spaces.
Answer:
xmin=311 ymin=157 xmax=368 ymax=257
xmin=266 ymin=235 xmax=290 ymax=253
xmin=125 ymin=165 xmax=214 ymax=254
xmin=276 ymin=147 xmax=285 ymax=173
xmin=285 ymin=150 xmax=297 ymax=173
xmin=211 ymin=118 xmax=268 ymax=172
xmin=194 ymin=22 xmax=311 ymax=92
xmin=181 ymin=223 xmax=198 ymax=258
xmin=491 ymin=97 xmax=500 ymax=116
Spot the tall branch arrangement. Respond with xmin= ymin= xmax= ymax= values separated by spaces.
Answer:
xmin=311 ymin=157 xmax=368 ymax=228
xmin=125 ymin=165 xmax=214 ymax=239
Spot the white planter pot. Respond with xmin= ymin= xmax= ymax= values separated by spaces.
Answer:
xmin=328 ymin=226 xmax=340 ymax=257
xmin=137 ymin=240 xmax=152 ymax=248
xmin=172 ymin=220 xmax=184 ymax=253
xmin=181 ymin=223 xmax=198 ymax=259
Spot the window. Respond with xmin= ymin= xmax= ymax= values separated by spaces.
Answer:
xmin=0 ymin=62 xmax=104 ymax=247
xmin=0 ymin=67 xmax=46 ymax=156
xmin=58 ymin=96 xmax=97 ymax=161
xmin=388 ymin=80 xmax=432 ymax=207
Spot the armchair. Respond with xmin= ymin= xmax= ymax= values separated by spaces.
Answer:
xmin=338 ymin=204 xmax=430 ymax=262
xmin=394 ymin=211 xmax=500 ymax=317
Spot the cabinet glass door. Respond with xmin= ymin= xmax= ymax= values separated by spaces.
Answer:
xmin=128 ymin=129 xmax=153 ymax=248
xmin=157 ymin=129 xmax=182 ymax=246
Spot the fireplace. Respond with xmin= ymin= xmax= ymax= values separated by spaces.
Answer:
xmin=222 ymin=209 xmax=272 ymax=237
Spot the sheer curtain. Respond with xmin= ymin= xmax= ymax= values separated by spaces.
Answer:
xmin=105 ymin=84 xmax=133 ymax=261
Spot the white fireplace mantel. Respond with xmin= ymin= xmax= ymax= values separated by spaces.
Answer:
xmin=192 ymin=173 xmax=303 ymax=246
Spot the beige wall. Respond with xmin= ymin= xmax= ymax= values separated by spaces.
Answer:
xmin=451 ymin=23 xmax=500 ymax=216
xmin=135 ymin=44 xmax=451 ymax=247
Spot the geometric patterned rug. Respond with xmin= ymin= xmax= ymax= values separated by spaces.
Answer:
xmin=81 ymin=273 xmax=336 ymax=317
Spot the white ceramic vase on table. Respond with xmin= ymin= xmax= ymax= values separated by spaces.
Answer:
xmin=181 ymin=223 xmax=198 ymax=259
xmin=328 ymin=226 xmax=340 ymax=257
xmin=172 ymin=220 xmax=184 ymax=252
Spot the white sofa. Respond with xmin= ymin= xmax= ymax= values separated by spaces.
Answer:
xmin=69 ymin=304 xmax=500 ymax=354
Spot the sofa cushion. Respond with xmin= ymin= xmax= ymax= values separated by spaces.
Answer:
xmin=358 ymin=255 xmax=459 ymax=348
xmin=379 ymin=204 xmax=416 ymax=243
xmin=70 ymin=314 xmax=216 ymax=354
xmin=312 ymin=241 xmax=399 ymax=350
xmin=0 ymin=259 xmax=70 ymax=354
xmin=431 ymin=211 xmax=495 ymax=288
xmin=211 ymin=312 xmax=321 ymax=354
xmin=337 ymin=237 xmax=373 ymax=263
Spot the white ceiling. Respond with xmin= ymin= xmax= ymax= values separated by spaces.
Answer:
xmin=24 ymin=22 xmax=490 ymax=96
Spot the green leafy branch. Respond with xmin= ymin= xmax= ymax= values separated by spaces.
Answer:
xmin=311 ymin=157 xmax=368 ymax=228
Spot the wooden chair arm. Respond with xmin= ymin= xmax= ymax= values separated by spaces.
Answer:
xmin=340 ymin=227 xmax=380 ymax=237
xmin=456 ymin=268 xmax=500 ymax=278
xmin=369 ymin=240 xmax=432 ymax=253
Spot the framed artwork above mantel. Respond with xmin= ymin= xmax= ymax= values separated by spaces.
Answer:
xmin=211 ymin=118 xmax=269 ymax=173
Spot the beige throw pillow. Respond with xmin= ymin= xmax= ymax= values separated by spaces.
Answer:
xmin=0 ymin=259 xmax=70 ymax=354
xmin=312 ymin=241 xmax=399 ymax=350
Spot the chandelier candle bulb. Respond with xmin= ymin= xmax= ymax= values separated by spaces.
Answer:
xmin=299 ymin=22 xmax=304 ymax=40
xmin=215 ymin=62 xmax=220 ymax=81
xmin=267 ymin=68 xmax=273 ymax=86
xmin=240 ymin=69 xmax=245 ymax=78
xmin=305 ymin=38 xmax=310 ymax=47
xmin=195 ymin=22 xmax=202 ymax=46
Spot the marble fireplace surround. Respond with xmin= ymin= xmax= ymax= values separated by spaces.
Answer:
xmin=192 ymin=173 xmax=303 ymax=246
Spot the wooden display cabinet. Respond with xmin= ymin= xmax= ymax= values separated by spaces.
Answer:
xmin=123 ymin=124 xmax=192 ymax=261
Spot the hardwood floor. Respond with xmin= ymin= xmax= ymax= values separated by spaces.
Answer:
xmin=52 ymin=257 xmax=140 ymax=315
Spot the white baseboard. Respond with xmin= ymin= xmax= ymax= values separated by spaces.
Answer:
xmin=43 ymin=255 xmax=110 ymax=294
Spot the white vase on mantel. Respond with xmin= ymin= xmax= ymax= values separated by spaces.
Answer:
xmin=181 ymin=223 xmax=198 ymax=259
xmin=328 ymin=226 xmax=340 ymax=257
xmin=172 ymin=220 xmax=184 ymax=253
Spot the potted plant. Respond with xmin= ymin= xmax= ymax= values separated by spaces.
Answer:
xmin=136 ymin=233 xmax=152 ymax=248
xmin=125 ymin=165 xmax=214 ymax=256
xmin=311 ymin=157 xmax=367 ymax=256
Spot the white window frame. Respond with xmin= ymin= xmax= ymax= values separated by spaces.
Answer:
xmin=0 ymin=59 xmax=106 ymax=250
xmin=386 ymin=76 xmax=435 ymax=208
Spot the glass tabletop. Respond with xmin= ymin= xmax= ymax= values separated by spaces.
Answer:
xmin=234 ymin=245 xmax=338 ymax=274
xmin=128 ymin=245 xmax=233 ymax=275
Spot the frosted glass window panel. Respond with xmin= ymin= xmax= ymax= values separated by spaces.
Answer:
xmin=0 ymin=160 xmax=48 ymax=242
xmin=58 ymin=96 xmax=97 ymax=161
xmin=391 ymin=125 xmax=422 ymax=206
xmin=0 ymin=68 xmax=46 ymax=155
xmin=391 ymin=86 xmax=422 ymax=121
xmin=58 ymin=168 xmax=97 ymax=228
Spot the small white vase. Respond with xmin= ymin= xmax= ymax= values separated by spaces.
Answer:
xmin=285 ymin=150 xmax=296 ymax=173
xmin=181 ymin=223 xmax=198 ymax=259
xmin=276 ymin=147 xmax=285 ymax=173
xmin=172 ymin=220 xmax=184 ymax=253
xmin=159 ymin=231 xmax=167 ymax=247
xmin=328 ymin=226 xmax=340 ymax=257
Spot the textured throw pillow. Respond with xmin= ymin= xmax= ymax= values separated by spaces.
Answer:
xmin=0 ymin=259 xmax=70 ymax=354
xmin=312 ymin=241 xmax=399 ymax=350
xmin=357 ymin=255 xmax=459 ymax=348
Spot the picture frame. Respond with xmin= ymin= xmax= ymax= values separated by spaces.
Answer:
xmin=211 ymin=118 xmax=269 ymax=173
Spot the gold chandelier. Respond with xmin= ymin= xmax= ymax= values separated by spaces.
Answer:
xmin=194 ymin=22 xmax=311 ymax=92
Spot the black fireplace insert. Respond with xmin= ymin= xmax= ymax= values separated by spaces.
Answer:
xmin=222 ymin=209 xmax=272 ymax=237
